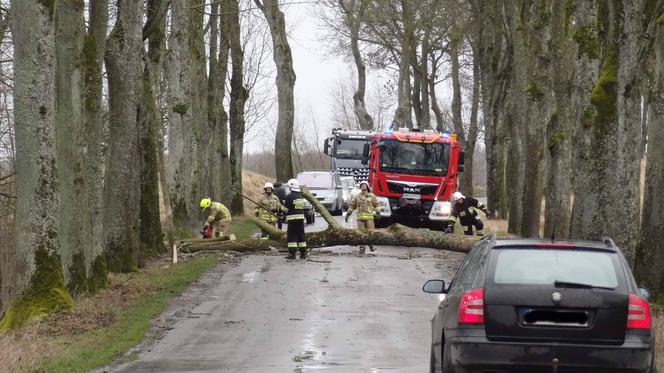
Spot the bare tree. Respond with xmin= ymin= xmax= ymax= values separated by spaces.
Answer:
xmin=254 ymin=0 xmax=296 ymax=182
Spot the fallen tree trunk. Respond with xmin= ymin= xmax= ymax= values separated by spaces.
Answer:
xmin=178 ymin=187 xmax=475 ymax=254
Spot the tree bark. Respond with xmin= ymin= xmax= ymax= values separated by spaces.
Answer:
xmin=450 ymin=37 xmax=465 ymax=144
xmin=55 ymin=0 xmax=88 ymax=292
xmin=228 ymin=0 xmax=247 ymax=215
xmin=103 ymin=0 xmax=144 ymax=272
xmin=569 ymin=0 xmax=599 ymax=239
xmin=255 ymin=0 xmax=296 ymax=182
xmin=543 ymin=0 xmax=574 ymax=239
xmin=393 ymin=0 xmax=413 ymax=129
xmin=460 ymin=41 xmax=480 ymax=197
xmin=1 ymin=0 xmax=73 ymax=329
xmin=635 ymin=10 xmax=664 ymax=296
xmin=207 ymin=1 xmax=231 ymax=206
xmin=138 ymin=0 xmax=168 ymax=262
xmin=339 ymin=0 xmax=374 ymax=130
xmin=165 ymin=0 xmax=196 ymax=227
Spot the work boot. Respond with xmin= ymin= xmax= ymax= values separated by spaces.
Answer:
xmin=359 ymin=246 xmax=366 ymax=255
xmin=369 ymin=245 xmax=375 ymax=252
xmin=299 ymin=249 xmax=308 ymax=259
xmin=286 ymin=249 xmax=297 ymax=260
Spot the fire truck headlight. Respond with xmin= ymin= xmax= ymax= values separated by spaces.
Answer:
xmin=429 ymin=201 xmax=451 ymax=221
xmin=376 ymin=197 xmax=392 ymax=217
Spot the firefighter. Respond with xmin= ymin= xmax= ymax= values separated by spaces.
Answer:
xmin=200 ymin=198 xmax=232 ymax=238
xmin=272 ymin=182 xmax=288 ymax=229
xmin=345 ymin=181 xmax=379 ymax=255
xmin=284 ymin=179 xmax=307 ymax=259
xmin=446 ymin=192 xmax=491 ymax=236
xmin=255 ymin=182 xmax=284 ymax=239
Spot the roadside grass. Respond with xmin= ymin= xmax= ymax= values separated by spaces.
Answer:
xmin=0 ymin=254 xmax=220 ymax=373
xmin=226 ymin=216 xmax=261 ymax=240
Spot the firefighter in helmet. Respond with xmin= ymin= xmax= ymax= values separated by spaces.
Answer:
xmin=345 ymin=180 xmax=379 ymax=255
xmin=446 ymin=192 xmax=491 ymax=236
xmin=284 ymin=179 xmax=307 ymax=259
xmin=255 ymin=182 xmax=284 ymax=239
xmin=200 ymin=198 xmax=232 ymax=238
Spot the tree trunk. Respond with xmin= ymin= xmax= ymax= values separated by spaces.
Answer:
xmin=82 ymin=0 xmax=109 ymax=291
xmin=228 ymin=0 xmax=247 ymax=215
xmin=138 ymin=0 xmax=168 ymax=262
xmin=635 ymin=11 xmax=664 ymax=296
xmin=207 ymin=2 xmax=231 ymax=206
xmin=460 ymin=41 xmax=480 ymax=197
xmin=543 ymin=0 xmax=574 ymax=239
xmin=504 ymin=1 xmax=525 ymax=235
xmin=478 ymin=0 xmax=509 ymax=219
xmin=569 ymin=0 xmax=599 ymax=239
xmin=103 ymin=0 xmax=144 ymax=272
xmin=190 ymin=0 xmax=208 ymax=212
xmin=584 ymin=0 xmax=658 ymax=263
xmin=1 ymin=0 xmax=73 ymax=329
xmin=450 ymin=37 xmax=465 ymax=145
xmin=393 ymin=0 xmax=413 ymax=129
xmin=165 ymin=0 xmax=196 ymax=227
xmin=419 ymin=38 xmax=431 ymax=130
xmin=339 ymin=0 xmax=374 ymax=130
xmin=429 ymin=53 xmax=446 ymax=131
xmin=255 ymin=0 xmax=296 ymax=182
xmin=519 ymin=0 xmax=551 ymax=238
xmin=55 ymin=0 xmax=88 ymax=293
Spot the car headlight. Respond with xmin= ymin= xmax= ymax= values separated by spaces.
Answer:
xmin=429 ymin=201 xmax=451 ymax=221
xmin=376 ymin=196 xmax=392 ymax=217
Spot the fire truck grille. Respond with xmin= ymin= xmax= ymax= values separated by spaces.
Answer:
xmin=337 ymin=167 xmax=369 ymax=182
xmin=386 ymin=182 xmax=438 ymax=196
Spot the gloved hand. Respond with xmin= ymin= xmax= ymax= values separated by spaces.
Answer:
xmin=254 ymin=210 xmax=260 ymax=217
xmin=484 ymin=210 xmax=492 ymax=219
xmin=374 ymin=211 xmax=381 ymax=220
xmin=344 ymin=213 xmax=351 ymax=223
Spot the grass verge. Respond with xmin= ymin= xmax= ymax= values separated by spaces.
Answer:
xmin=226 ymin=216 xmax=262 ymax=241
xmin=0 ymin=254 xmax=220 ymax=373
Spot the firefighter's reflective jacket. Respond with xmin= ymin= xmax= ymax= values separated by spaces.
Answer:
xmin=256 ymin=193 xmax=283 ymax=223
xmin=348 ymin=192 xmax=379 ymax=221
xmin=449 ymin=197 xmax=486 ymax=226
xmin=206 ymin=202 xmax=232 ymax=225
xmin=284 ymin=191 xmax=306 ymax=221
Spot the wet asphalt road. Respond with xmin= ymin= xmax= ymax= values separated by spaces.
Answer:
xmin=110 ymin=215 xmax=465 ymax=373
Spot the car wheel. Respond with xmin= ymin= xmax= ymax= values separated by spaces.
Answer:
xmin=306 ymin=213 xmax=314 ymax=225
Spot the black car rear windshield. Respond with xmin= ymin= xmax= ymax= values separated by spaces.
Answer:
xmin=491 ymin=248 xmax=620 ymax=289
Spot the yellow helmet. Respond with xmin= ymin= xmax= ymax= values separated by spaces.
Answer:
xmin=200 ymin=198 xmax=212 ymax=210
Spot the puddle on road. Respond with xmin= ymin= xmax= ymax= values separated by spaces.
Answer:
xmin=242 ymin=272 xmax=258 ymax=283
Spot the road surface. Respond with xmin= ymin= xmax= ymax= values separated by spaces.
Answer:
xmin=109 ymin=245 xmax=464 ymax=373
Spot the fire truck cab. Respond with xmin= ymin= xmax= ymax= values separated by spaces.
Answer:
xmin=362 ymin=128 xmax=464 ymax=230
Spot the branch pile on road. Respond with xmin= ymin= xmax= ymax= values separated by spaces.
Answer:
xmin=176 ymin=187 xmax=474 ymax=254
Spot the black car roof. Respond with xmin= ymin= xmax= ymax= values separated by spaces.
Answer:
xmin=486 ymin=235 xmax=619 ymax=253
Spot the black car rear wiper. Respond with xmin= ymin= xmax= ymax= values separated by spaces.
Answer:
xmin=553 ymin=280 xmax=615 ymax=291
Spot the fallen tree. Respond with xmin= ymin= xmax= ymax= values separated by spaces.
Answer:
xmin=177 ymin=187 xmax=475 ymax=254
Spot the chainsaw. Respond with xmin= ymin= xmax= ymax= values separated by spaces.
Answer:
xmin=200 ymin=225 xmax=213 ymax=239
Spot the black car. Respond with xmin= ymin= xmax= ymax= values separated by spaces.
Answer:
xmin=423 ymin=234 xmax=655 ymax=373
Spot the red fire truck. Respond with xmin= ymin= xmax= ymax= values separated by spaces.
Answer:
xmin=362 ymin=128 xmax=464 ymax=230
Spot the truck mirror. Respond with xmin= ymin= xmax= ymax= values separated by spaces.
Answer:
xmin=362 ymin=143 xmax=370 ymax=158
xmin=324 ymin=138 xmax=330 ymax=155
xmin=361 ymin=158 xmax=368 ymax=166
xmin=458 ymin=151 xmax=465 ymax=172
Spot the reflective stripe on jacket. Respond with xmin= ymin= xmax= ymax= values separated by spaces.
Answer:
xmin=255 ymin=193 xmax=282 ymax=223
xmin=348 ymin=192 xmax=379 ymax=221
xmin=284 ymin=191 xmax=306 ymax=221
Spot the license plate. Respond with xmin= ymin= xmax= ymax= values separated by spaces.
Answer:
xmin=402 ymin=193 xmax=420 ymax=200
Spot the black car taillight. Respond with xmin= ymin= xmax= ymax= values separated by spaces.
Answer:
xmin=627 ymin=292 xmax=651 ymax=330
xmin=457 ymin=288 xmax=484 ymax=324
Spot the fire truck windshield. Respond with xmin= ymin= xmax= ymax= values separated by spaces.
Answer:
xmin=379 ymin=140 xmax=450 ymax=176
xmin=334 ymin=138 xmax=369 ymax=159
